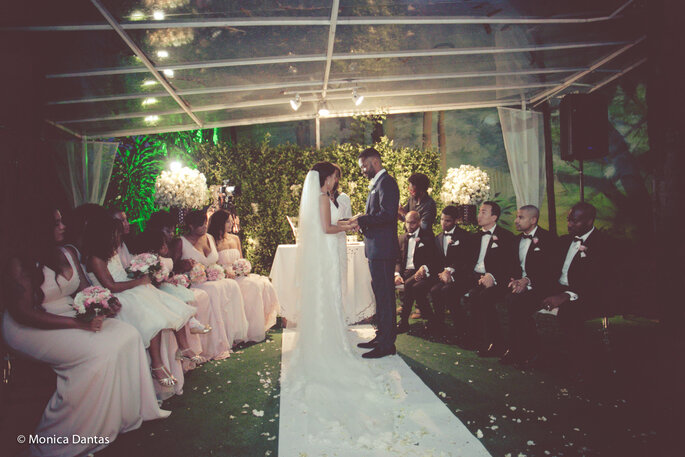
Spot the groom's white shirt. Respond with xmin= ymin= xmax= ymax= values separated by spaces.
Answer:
xmin=367 ymin=168 xmax=387 ymax=189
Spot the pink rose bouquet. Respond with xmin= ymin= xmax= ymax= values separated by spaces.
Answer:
xmin=232 ymin=258 xmax=252 ymax=277
xmin=166 ymin=274 xmax=191 ymax=288
xmin=72 ymin=286 xmax=117 ymax=321
xmin=206 ymin=264 xmax=226 ymax=281
xmin=127 ymin=253 xmax=162 ymax=280
xmin=189 ymin=263 xmax=207 ymax=284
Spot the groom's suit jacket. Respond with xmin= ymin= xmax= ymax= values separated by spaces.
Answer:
xmin=358 ymin=171 xmax=400 ymax=260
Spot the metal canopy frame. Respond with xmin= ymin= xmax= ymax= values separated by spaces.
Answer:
xmin=1 ymin=0 xmax=646 ymax=139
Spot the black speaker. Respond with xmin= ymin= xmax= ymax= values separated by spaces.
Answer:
xmin=559 ymin=93 xmax=608 ymax=161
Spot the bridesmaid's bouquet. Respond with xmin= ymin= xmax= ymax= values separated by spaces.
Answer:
xmin=152 ymin=262 xmax=171 ymax=285
xmin=127 ymin=253 xmax=162 ymax=281
xmin=188 ymin=263 xmax=207 ymax=285
xmin=206 ymin=264 xmax=226 ymax=281
xmin=166 ymin=274 xmax=191 ymax=288
xmin=72 ymin=286 xmax=117 ymax=321
xmin=232 ymin=258 xmax=252 ymax=277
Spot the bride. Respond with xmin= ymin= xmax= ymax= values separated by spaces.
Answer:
xmin=283 ymin=162 xmax=403 ymax=451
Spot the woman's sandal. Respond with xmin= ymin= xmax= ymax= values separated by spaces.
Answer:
xmin=151 ymin=366 xmax=177 ymax=387
xmin=189 ymin=320 xmax=212 ymax=334
xmin=176 ymin=348 xmax=206 ymax=364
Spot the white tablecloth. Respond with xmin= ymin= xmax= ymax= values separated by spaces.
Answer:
xmin=269 ymin=243 xmax=376 ymax=325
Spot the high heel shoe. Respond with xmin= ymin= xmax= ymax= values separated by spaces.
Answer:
xmin=151 ymin=366 xmax=177 ymax=387
xmin=176 ymin=348 xmax=205 ymax=364
xmin=189 ymin=322 xmax=212 ymax=334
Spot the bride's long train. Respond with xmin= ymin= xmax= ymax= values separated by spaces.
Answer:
xmin=279 ymin=325 xmax=493 ymax=457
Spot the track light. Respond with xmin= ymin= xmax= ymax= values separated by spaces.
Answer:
xmin=353 ymin=88 xmax=364 ymax=106
xmin=289 ymin=94 xmax=302 ymax=111
xmin=318 ymin=101 xmax=330 ymax=116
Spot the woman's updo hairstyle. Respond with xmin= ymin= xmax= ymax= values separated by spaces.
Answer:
xmin=186 ymin=209 xmax=208 ymax=229
xmin=311 ymin=161 xmax=336 ymax=188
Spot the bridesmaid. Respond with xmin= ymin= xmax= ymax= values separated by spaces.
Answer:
xmin=109 ymin=207 xmax=134 ymax=268
xmin=181 ymin=209 xmax=249 ymax=346
xmin=83 ymin=209 xmax=200 ymax=390
xmin=2 ymin=206 xmax=169 ymax=457
xmin=208 ymin=210 xmax=280 ymax=336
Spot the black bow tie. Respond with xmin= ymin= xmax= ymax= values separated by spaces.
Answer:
xmin=408 ymin=233 xmax=418 ymax=239
xmin=522 ymin=234 xmax=534 ymax=240
xmin=444 ymin=232 xmax=454 ymax=238
xmin=573 ymin=236 xmax=585 ymax=244
xmin=480 ymin=231 xmax=492 ymax=237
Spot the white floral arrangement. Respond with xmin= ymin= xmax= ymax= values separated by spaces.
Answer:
xmin=127 ymin=253 xmax=162 ymax=279
xmin=232 ymin=258 xmax=252 ymax=277
xmin=166 ymin=274 xmax=191 ymax=288
xmin=440 ymin=165 xmax=491 ymax=206
xmin=206 ymin=264 xmax=226 ymax=281
xmin=154 ymin=166 xmax=209 ymax=209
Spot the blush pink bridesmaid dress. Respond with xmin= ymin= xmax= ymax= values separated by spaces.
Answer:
xmin=2 ymin=250 xmax=169 ymax=457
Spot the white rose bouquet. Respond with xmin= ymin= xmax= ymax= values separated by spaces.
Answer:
xmin=440 ymin=165 xmax=491 ymax=206
xmin=154 ymin=166 xmax=209 ymax=209
xmin=127 ymin=253 xmax=163 ymax=282
xmin=206 ymin=264 xmax=226 ymax=281
xmin=72 ymin=286 xmax=118 ymax=321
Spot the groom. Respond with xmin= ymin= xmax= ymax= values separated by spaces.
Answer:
xmin=350 ymin=147 xmax=400 ymax=358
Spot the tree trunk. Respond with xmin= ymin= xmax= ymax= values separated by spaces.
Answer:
xmin=422 ymin=112 xmax=432 ymax=150
xmin=438 ymin=111 xmax=447 ymax=174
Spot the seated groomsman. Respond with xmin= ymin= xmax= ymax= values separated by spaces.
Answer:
xmin=539 ymin=202 xmax=611 ymax=374
xmin=499 ymin=205 xmax=558 ymax=366
xmin=429 ymin=205 xmax=477 ymax=338
xmin=462 ymin=201 xmax=519 ymax=356
xmin=395 ymin=211 xmax=439 ymax=333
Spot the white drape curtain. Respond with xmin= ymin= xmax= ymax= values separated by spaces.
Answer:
xmin=497 ymin=107 xmax=546 ymax=208
xmin=52 ymin=140 xmax=119 ymax=207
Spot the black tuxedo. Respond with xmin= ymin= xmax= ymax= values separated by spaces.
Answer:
xmin=396 ymin=228 xmax=439 ymax=328
xmin=503 ymin=226 xmax=559 ymax=358
xmin=463 ymin=224 xmax=519 ymax=349
xmin=429 ymin=227 xmax=477 ymax=332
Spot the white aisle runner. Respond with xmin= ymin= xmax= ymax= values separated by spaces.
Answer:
xmin=279 ymin=325 xmax=493 ymax=457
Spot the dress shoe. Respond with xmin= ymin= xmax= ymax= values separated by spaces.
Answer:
xmin=396 ymin=322 xmax=410 ymax=334
xmin=477 ymin=343 xmax=504 ymax=358
xmin=357 ymin=339 xmax=379 ymax=349
xmin=362 ymin=346 xmax=397 ymax=359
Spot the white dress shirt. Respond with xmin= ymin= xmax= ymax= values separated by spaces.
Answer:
xmin=443 ymin=228 xmax=455 ymax=256
xmin=405 ymin=228 xmax=420 ymax=270
xmin=519 ymin=225 xmax=539 ymax=279
xmin=559 ymin=227 xmax=595 ymax=300
xmin=368 ymin=168 xmax=387 ymax=189
xmin=474 ymin=225 xmax=496 ymax=274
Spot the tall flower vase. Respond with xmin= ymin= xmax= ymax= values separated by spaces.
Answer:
xmin=170 ymin=207 xmax=188 ymax=234
xmin=457 ymin=204 xmax=477 ymax=226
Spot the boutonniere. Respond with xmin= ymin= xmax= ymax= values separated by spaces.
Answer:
xmin=579 ymin=245 xmax=588 ymax=258
xmin=414 ymin=237 xmax=421 ymax=243
xmin=492 ymin=235 xmax=499 ymax=241
xmin=533 ymin=237 xmax=539 ymax=244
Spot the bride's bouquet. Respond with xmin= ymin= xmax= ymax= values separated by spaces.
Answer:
xmin=232 ymin=258 xmax=252 ymax=277
xmin=166 ymin=274 xmax=191 ymax=289
xmin=127 ymin=253 xmax=163 ymax=282
xmin=440 ymin=165 xmax=490 ymax=206
xmin=188 ymin=263 xmax=207 ymax=285
xmin=72 ymin=286 xmax=117 ymax=321
xmin=154 ymin=166 xmax=209 ymax=209
xmin=206 ymin=264 xmax=226 ymax=281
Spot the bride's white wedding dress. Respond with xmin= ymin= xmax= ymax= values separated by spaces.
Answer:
xmin=283 ymin=170 xmax=403 ymax=451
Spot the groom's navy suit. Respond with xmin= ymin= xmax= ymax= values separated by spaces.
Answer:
xmin=358 ymin=170 xmax=400 ymax=351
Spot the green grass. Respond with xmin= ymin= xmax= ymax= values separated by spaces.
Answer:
xmin=4 ymin=316 xmax=676 ymax=457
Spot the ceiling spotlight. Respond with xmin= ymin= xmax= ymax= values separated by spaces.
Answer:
xmin=130 ymin=10 xmax=145 ymax=21
xmin=142 ymin=97 xmax=158 ymax=106
xmin=153 ymin=11 xmax=165 ymax=20
xmin=353 ymin=88 xmax=364 ymax=106
xmin=141 ymin=79 xmax=158 ymax=87
xmin=289 ymin=94 xmax=302 ymax=111
xmin=156 ymin=50 xmax=169 ymax=59
xmin=144 ymin=115 xmax=160 ymax=124
xmin=318 ymin=101 xmax=330 ymax=116
xmin=163 ymin=69 xmax=174 ymax=78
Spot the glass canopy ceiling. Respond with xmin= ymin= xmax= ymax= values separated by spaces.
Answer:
xmin=2 ymin=0 xmax=647 ymax=139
